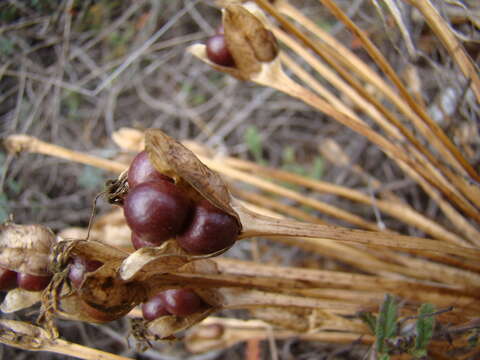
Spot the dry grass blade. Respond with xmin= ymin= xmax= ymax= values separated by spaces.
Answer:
xmin=405 ymin=0 xmax=480 ymax=102
xmin=254 ymin=0 xmax=480 ymax=216
xmin=314 ymin=0 xmax=480 ymax=183
xmin=4 ymin=135 xmax=125 ymax=173
xmin=239 ymin=212 xmax=480 ymax=259
xmin=213 ymin=259 xmax=480 ymax=311
xmin=185 ymin=317 xmax=374 ymax=354
xmin=272 ymin=25 xmax=480 ymax=214
xmin=223 ymin=157 xmax=468 ymax=246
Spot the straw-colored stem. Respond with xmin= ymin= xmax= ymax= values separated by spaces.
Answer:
xmin=270 ymin=236 xmax=480 ymax=288
xmin=251 ymin=62 xmax=480 ymax=223
xmin=405 ymin=0 xmax=480 ymax=102
xmin=43 ymin=340 xmax=133 ymax=360
xmin=233 ymin=187 xmax=327 ymax=225
xmin=395 ymin=157 xmax=480 ymax=245
xmin=5 ymin=135 xmax=126 ymax=173
xmin=202 ymin=156 xmax=379 ymax=230
xmin=236 ymin=205 xmax=480 ymax=260
xmin=213 ymin=259 xmax=480 ymax=308
xmin=313 ymin=0 xmax=480 ymax=183
xmin=224 ymin=157 xmax=469 ymax=246
xmin=186 ymin=318 xmax=374 ymax=354
xmin=275 ymin=27 xmax=480 ymax=210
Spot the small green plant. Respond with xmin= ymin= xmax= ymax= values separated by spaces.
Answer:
xmin=244 ymin=127 xmax=324 ymax=181
xmin=244 ymin=125 xmax=266 ymax=166
xmin=281 ymin=146 xmax=324 ymax=180
xmin=359 ymin=294 xmax=437 ymax=359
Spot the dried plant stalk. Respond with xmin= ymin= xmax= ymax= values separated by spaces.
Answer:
xmin=239 ymin=199 xmax=480 ymax=287
xmin=222 ymin=157 xmax=467 ymax=246
xmin=0 ymin=320 xmax=132 ymax=360
xmin=306 ymin=0 xmax=478 ymax=182
xmin=5 ymin=135 xmax=125 ymax=173
xmin=405 ymin=0 xmax=480 ymax=102
xmin=6 ymin=133 xmax=480 ymax=258
xmin=250 ymin=0 xmax=480 ymax=225
xmin=274 ymin=25 xmax=480 ymax=212
xmin=186 ymin=317 xmax=374 ymax=354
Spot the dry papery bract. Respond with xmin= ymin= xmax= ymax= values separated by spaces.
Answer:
xmin=0 ymin=222 xmax=55 ymax=276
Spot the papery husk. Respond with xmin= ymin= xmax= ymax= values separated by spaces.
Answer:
xmin=119 ymin=240 xmax=198 ymax=281
xmin=79 ymin=264 xmax=145 ymax=316
xmin=44 ymin=240 xmax=144 ymax=323
xmin=188 ymin=2 xmax=279 ymax=81
xmin=0 ymin=288 xmax=41 ymax=313
xmin=52 ymin=239 xmax=129 ymax=267
xmin=57 ymin=294 xmax=133 ymax=323
xmin=0 ymin=222 xmax=55 ymax=276
xmin=144 ymin=308 xmax=217 ymax=340
xmin=145 ymin=129 xmax=240 ymax=224
xmin=223 ymin=4 xmax=278 ymax=74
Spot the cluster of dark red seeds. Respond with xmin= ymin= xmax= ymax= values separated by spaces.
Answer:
xmin=142 ymin=289 xmax=206 ymax=321
xmin=123 ymin=150 xmax=239 ymax=254
xmin=0 ymin=266 xmax=52 ymax=292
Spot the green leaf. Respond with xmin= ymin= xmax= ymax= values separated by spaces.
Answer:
xmin=411 ymin=349 xmax=427 ymax=358
xmin=282 ymin=146 xmax=296 ymax=164
xmin=379 ymin=354 xmax=390 ymax=360
xmin=359 ymin=311 xmax=377 ymax=334
xmin=375 ymin=294 xmax=398 ymax=354
xmin=414 ymin=303 xmax=435 ymax=357
xmin=310 ymin=156 xmax=324 ymax=180
xmin=244 ymin=126 xmax=265 ymax=165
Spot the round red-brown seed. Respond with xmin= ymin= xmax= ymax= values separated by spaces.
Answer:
xmin=17 ymin=273 xmax=52 ymax=292
xmin=124 ymin=180 xmax=192 ymax=244
xmin=142 ymin=293 xmax=170 ymax=321
xmin=161 ymin=289 xmax=205 ymax=317
xmin=177 ymin=199 xmax=239 ymax=254
xmin=131 ymin=232 xmax=159 ymax=250
xmin=0 ymin=267 xmax=17 ymax=291
xmin=68 ymin=257 xmax=103 ymax=288
xmin=127 ymin=150 xmax=172 ymax=188
xmin=206 ymin=34 xmax=234 ymax=67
